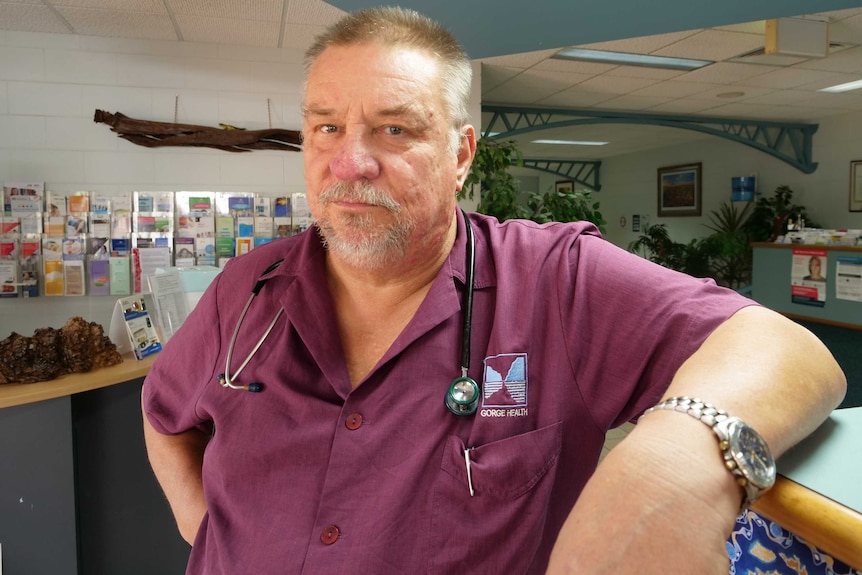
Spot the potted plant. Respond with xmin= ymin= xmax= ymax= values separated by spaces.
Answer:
xmin=744 ymin=184 xmax=817 ymax=242
xmin=627 ymin=224 xmax=711 ymax=278
xmin=460 ymin=137 xmax=607 ymax=231
xmin=459 ymin=138 xmax=526 ymax=221
xmin=526 ymin=187 xmax=607 ymax=234
xmin=702 ymin=201 xmax=754 ymax=289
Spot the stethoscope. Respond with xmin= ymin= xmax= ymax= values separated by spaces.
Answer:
xmin=218 ymin=209 xmax=481 ymax=416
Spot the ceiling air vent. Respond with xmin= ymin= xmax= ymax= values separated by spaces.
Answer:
xmin=765 ymin=18 xmax=829 ymax=58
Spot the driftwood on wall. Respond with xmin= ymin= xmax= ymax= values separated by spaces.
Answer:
xmin=93 ymin=110 xmax=302 ymax=152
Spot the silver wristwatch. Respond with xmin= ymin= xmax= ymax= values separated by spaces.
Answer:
xmin=641 ymin=396 xmax=776 ymax=509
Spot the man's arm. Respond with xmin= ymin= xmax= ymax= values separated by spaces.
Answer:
xmin=546 ymin=305 xmax=846 ymax=575
xmin=142 ymin=396 xmax=210 ymax=546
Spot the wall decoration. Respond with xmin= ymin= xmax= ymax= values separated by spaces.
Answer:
xmin=555 ymin=180 xmax=574 ymax=194
xmin=850 ymin=160 xmax=862 ymax=212
xmin=657 ymin=162 xmax=702 ymax=217
xmin=93 ymin=110 xmax=302 ymax=153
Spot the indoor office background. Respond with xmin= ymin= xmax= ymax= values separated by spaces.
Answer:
xmin=1 ymin=0 xmax=861 ymax=573
xmin=1 ymin=1 xmax=862 ymax=335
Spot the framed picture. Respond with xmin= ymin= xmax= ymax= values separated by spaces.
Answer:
xmin=555 ymin=180 xmax=574 ymax=195
xmin=850 ymin=160 xmax=862 ymax=212
xmin=657 ymin=162 xmax=702 ymax=217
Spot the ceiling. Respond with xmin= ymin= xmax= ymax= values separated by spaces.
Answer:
xmin=2 ymin=1 xmax=862 ymax=161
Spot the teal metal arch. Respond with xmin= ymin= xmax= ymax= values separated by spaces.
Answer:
xmin=519 ymin=158 xmax=602 ymax=191
xmin=483 ymin=105 xmax=819 ymax=175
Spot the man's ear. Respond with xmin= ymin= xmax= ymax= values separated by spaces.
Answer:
xmin=455 ymin=125 xmax=477 ymax=190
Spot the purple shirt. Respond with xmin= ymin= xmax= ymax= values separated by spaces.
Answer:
xmin=144 ymin=211 xmax=753 ymax=574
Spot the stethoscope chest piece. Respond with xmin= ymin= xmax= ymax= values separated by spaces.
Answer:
xmin=445 ymin=376 xmax=480 ymax=416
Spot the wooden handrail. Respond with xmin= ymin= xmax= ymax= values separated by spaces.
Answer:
xmin=752 ymin=475 xmax=862 ymax=569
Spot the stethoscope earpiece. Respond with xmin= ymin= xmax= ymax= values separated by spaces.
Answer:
xmin=218 ymin=374 xmax=264 ymax=393
xmin=445 ymin=376 xmax=480 ymax=416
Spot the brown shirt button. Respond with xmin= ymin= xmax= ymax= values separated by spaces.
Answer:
xmin=321 ymin=525 xmax=340 ymax=545
xmin=345 ymin=413 xmax=363 ymax=430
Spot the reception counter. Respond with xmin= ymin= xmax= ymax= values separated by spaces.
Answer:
xmin=1 ymin=355 xmax=860 ymax=573
xmin=0 ymin=353 xmax=190 ymax=575
xmin=0 ymin=353 xmax=157 ymax=409
xmin=752 ymin=406 xmax=862 ymax=569
xmin=752 ymin=242 xmax=862 ymax=330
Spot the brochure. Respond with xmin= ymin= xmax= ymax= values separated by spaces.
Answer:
xmin=110 ymin=294 xmax=162 ymax=359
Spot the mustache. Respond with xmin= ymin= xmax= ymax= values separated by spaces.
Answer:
xmin=318 ymin=181 xmax=401 ymax=212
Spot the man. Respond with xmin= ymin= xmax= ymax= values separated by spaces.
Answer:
xmin=142 ymin=7 xmax=846 ymax=574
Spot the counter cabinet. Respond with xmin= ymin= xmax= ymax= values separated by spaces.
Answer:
xmin=0 ymin=354 xmax=190 ymax=575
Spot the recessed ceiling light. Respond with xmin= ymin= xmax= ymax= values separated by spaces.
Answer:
xmin=531 ymin=139 xmax=609 ymax=146
xmin=819 ymin=79 xmax=862 ymax=93
xmin=551 ymin=48 xmax=713 ymax=71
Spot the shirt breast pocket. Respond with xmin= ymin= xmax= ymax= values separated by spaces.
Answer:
xmin=429 ymin=422 xmax=563 ymax=574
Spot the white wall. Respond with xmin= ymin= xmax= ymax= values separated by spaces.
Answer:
xmin=3 ymin=26 xmax=858 ymax=337
xmin=0 ymin=30 xmax=483 ymax=338
xmin=516 ymin=110 xmax=862 ymax=249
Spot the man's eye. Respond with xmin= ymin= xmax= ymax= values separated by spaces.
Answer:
xmin=384 ymin=126 xmax=404 ymax=135
xmin=320 ymin=125 xmax=337 ymax=134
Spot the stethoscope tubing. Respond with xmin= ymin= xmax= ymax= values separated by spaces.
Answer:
xmin=459 ymin=208 xmax=475 ymax=379
xmin=221 ymin=259 xmax=285 ymax=387
xmin=219 ymin=210 xmax=478 ymax=414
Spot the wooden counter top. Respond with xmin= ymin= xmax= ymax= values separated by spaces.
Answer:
xmin=753 ymin=475 xmax=862 ymax=569
xmin=0 ymin=353 xmax=158 ymax=409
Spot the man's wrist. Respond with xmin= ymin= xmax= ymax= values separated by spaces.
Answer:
xmin=640 ymin=396 xmax=776 ymax=509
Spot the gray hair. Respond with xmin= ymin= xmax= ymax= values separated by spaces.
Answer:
xmin=303 ymin=6 xmax=473 ymax=136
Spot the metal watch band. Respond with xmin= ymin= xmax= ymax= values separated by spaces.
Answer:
xmin=640 ymin=395 xmax=774 ymax=509
xmin=640 ymin=396 xmax=729 ymax=427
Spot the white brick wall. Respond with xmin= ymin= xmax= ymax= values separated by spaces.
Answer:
xmin=0 ymin=32 xmax=483 ymax=338
xmin=0 ymin=30 xmax=310 ymax=337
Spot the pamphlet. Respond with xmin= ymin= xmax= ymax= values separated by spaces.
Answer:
xmin=109 ymin=294 xmax=162 ymax=359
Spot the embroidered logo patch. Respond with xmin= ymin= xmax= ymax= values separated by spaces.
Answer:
xmin=481 ymin=353 xmax=528 ymax=417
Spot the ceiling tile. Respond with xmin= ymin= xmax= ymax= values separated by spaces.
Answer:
xmin=654 ymin=29 xmax=765 ymax=60
xmin=534 ymin=89 xmax=616 ymax=108
xmin=483 ymin=73 xmax=566 ymax=104
xmin=793 ymin=71 xmax=862 ymax=91
xmin=794 ymin=45 xmax=862 ymax=73
xmin=573 ymin=74 xmax=660 ymax=95
xmin=480 ymin=64 xmax=523 ymax=92
xmin=602 ymin=65 xmax=686 ymax=80
xmin=175 ymin=14 xmax=280 ymax=47
xmin=825 ymin=11 xmax=862 ymax=43
xmin=575 ymin=29 xmax=700 ymax=53
xmin=794 ymin=91 xmax=862 ymax=110
xmin=279 ymin=22 xmax=328 ymax=51
xmin=731 ymin=67 xmax=850 ymax=89
xmin=0 ymin=3 xmax=72 ymax=33
xmin=531 ymin=57 xmax=616 ymax=75
xmin=739 ymin=90 xmax=825 ymax=107
xmin=687 ymin=85 xmax=774 ymax=101
xmin=596 ymin=94 xmax=673 ymax=110
xmin=167 ymin=0 xmax=282 ymax=20
xmin=57 ymin=7 xmax=177 ymax=40
xmin=52 ymin=0 xmax=167 ymax=12
xmin=629 ymin=80 xmax=721 ymax=98
xmin=284 ymin=0 xmax=345 ymax=26
xmin=674 ymin=61 xmax=781 ymax=84
xmin=478 ymin=48 xmax=558 ymax=69
xmin=645 ymin=99 xmax=724 ymax=114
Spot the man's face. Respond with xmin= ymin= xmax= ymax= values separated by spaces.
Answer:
xmin=302 ymin=42 xmax=474 ymax=270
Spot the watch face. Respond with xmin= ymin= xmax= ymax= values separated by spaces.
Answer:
xmin=729 ymin=420 xmax=776 ymax=490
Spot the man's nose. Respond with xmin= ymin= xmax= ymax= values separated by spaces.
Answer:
xmin=329 ymin=135 xmax=380 ymax=181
